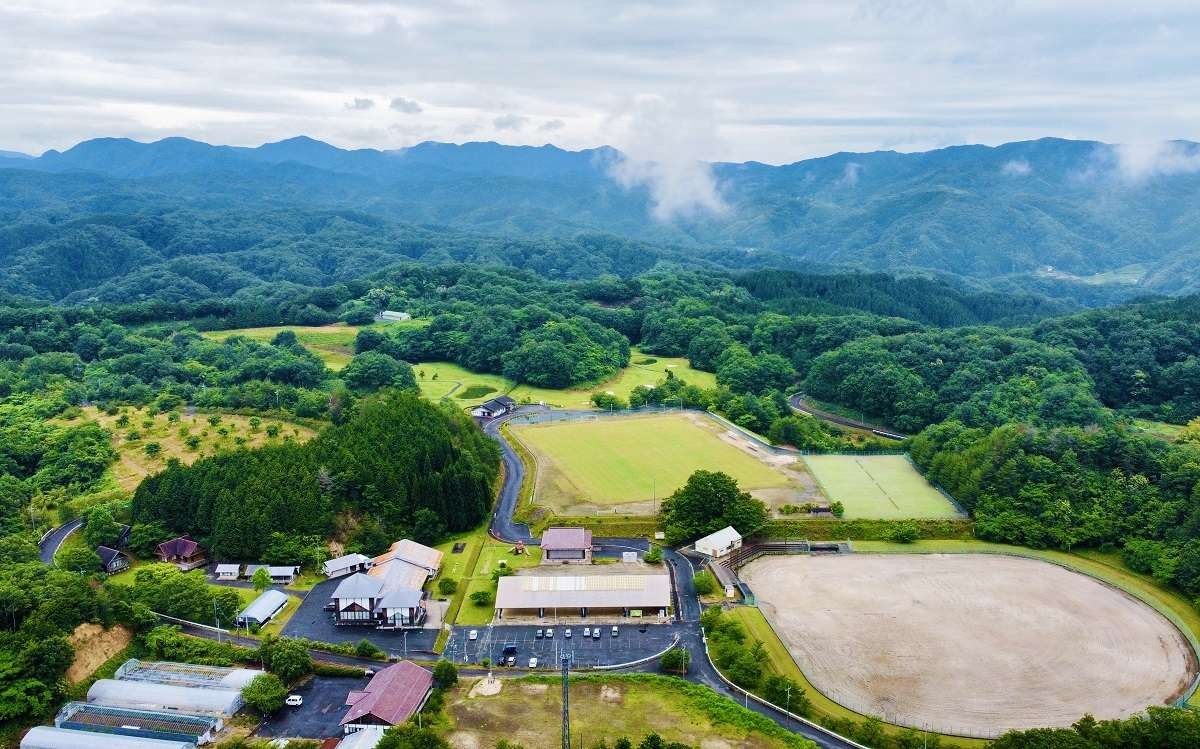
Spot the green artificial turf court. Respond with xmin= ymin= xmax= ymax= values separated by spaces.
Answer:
xmin=802 ymin=454 xmax=962 ymax=519
xmin=511 ymin=413 xmax=790 ymax=514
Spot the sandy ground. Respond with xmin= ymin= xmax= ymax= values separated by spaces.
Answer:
xmin=740 ymin=554 xmax=1197 ymax=738
xmin=65 ymin=623 xmax=132 ymax=684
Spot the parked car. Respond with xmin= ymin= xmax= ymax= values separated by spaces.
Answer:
xmin=583 ymin=627 xmax=591 ymax=637
xmin=611 ymin=626 xmax=619 ymax=637
xmin=286 ymin=695 xmax=303 ymax=707
xmin=592 ymin=628 xmax=601 ymax=639
xmin=545 ymin=628 xmax=554 ymax=639
xmin=363 ymin=669 xmax=374 ymax=676
xmin=505 ymin=655 xmax=516 ymax=666
xmin=565 ymin=628 xmax=572 ymax=638
xmin=468 ymin=630 xmax=478 ymax=641
xmin=536 ymin=629 xmax=543 ymax=639
xmin=529 ymin=657 xmax=538 ymax=668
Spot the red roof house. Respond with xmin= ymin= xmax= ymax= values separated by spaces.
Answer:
xmin=156 ymin=536 xmax=206 ymax=571
xmin=540 ymin=527 xmax=593 ymax=564
xmin=340 ymin=661 xmax=433 ymax=732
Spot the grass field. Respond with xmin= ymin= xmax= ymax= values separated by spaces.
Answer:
xmin=803 ymin=454 xmax=961 ymax=519
xmin=1134 ymin=418 xmax=1187 ymax=441
xmin=59 ymin=406 xmax=316 ymax=493
xmin=444 ymin=674 xmax=809 ymax=749
xmin=455 ymin=540 xmax=543 ymax=626
xmin=413 ymin=362 xmax=513 ymax=406
xmin=511 ymin=413 xmax=794 ymax=516
xmin=201 ymin=320 xmax=425 ymax=370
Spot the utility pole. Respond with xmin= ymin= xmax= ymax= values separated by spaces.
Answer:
xmin=561 ymin=653 xmax=571 ymax=749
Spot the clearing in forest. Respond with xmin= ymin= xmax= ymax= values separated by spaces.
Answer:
xmin=741 ymin=553 xmax=1197 ymax=738
xmin=509 ymin=412 xmax=819 ymax=516
xmin=802 ymin=454 xmax=961 ymax=519
xmin=201 ymin=320 xmax=424 ymax=370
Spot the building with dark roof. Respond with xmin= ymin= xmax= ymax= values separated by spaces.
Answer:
xmin=470 ymin=395 xmax=517 ymax=419
xmin=340 ymin=661 xmax=433 ymax=734
xmin=97 ymin=546 xmax=130 ymax=574
xmin=540 ymin=527 xmax=593 ymax=565
xmin=155 ymin=537 xmax=206 ymax=571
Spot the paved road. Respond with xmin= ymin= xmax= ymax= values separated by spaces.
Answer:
xmin=38 ymin=518 xmax=83 ymax=564
xmin=788 ymin=393 xmax=906 ymax=440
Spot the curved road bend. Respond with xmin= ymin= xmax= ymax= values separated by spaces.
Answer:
xmin=788 ymin=393 xmax=907 ymax=440
xmin=480 ymin=409 xmax=862 ymax=749
xmin=38 ymin=518 xmax=83 ymax=564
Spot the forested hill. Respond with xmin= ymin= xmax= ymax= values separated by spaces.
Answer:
xmin=2 ymin=135 xmax=1200 ymax=299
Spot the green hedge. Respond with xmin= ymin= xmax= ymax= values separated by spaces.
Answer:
xmin=761 ymin=517 xmax=974 ymax=541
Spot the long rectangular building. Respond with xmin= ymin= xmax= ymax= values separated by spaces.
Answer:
xmin=88 ymin=680 xmax=243 ymax=717
xmin=56 ymin=702 xmax=220 ymax=745
xmin=494 ymin=572 xmax=671 ymax=620
xmin=114 ymin=659 xmax=261 ymax=691
xmin=22 ymin=726 xmax=196 ymax=749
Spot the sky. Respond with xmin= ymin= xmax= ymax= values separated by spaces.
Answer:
xmin=1 ymin=0 xmax=1198 ymax=165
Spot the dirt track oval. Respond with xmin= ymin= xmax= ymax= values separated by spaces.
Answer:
xmin=740 ymin=554 xmax=1197 ymax=738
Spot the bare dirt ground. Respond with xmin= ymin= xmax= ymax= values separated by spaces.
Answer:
xmin=65 ymin=623 xmax=131 ymax=684
xmin=740 ymin=554 xmax=1197 ymax=738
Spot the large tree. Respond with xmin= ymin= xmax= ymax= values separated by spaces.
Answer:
xmin=659 ymin=470 xmax=768 ymax=545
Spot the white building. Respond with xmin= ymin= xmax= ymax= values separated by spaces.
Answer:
xmin=87 ymin=680 xmax=243 ymax=717
xmin=694 ymin=526 xmax=742 ymax=558
xmin=21 ymin=726 xmax=196 ymax=749
xmin=323 ymin=553 xmax=373 ymax=578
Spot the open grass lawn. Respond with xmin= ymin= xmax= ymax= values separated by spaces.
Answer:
xmin=413 ymin=362 xmax=513 ymax=406
xmin=444 ymin=674 xmax=808 ymax=749
xmin=1133 ymin=418 xmax=1186 ymax=441
xmin=802 ymin=454 xmax=961 ymax=519
xmin=510 ymin=413 xmax=790 ymax=515
xmin=201 ymin=320 xmax=425 ymax=370
xmin=59 ymin=406 xmax=316 ymax=492
xmin=455 ymin=540 xmax=543 ymax=626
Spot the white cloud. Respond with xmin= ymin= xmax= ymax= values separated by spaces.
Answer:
xmin=1002 ymin=159 xmax=1032 ymax=176
xmin=606 ymin=95 xmax=728 ymax=221
xmin=1112 ymin=141 xmax=1200 ymax=181
xmin=389 ymin=96 xmax=422 ymax=114
xmin=344 ymin=98 xmax=375 ymax=111
xmin=836 ymin=162 xmax=863 ymax=187
xmin=539 ymin=119 xmax=565 ymax=132
xmin=493 ymin=113 xmax=528 ymax=131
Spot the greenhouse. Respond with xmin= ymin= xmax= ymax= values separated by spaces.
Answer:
xmin=114 ymin=659 xmax=261 ymax=691
xmin=21 ymin=726 xmax=197 ymax=749
xmin=88 ymin=679 xmax=243 ymax=717
xmin=234 ymin=588 xmax=289 ymax=627
xmin=56 ymin=702 xmax=221 ymax=745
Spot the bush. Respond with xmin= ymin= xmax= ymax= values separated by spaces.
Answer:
xmin=886 ymin=521 xmax=920 ymax=544
xmin=644 ymin=545 xmax=663 ymax=564
xmin=437 ymin=578 xmax=458 ymax=595
xmin=692 ymin=571 xmax=718 ymax=596
xmin=433 ymin=659 xmax=458 ymax=687
xmin=591 ymin=392 xmax=628 ymax=410
xmin=659 ymin=647 xmax=691 ymax=675
xmin=829 ymin=501 xmax=845 ymax=518
xmin=263 ymin=638 xmax=313 ymax=683
xmin=313 ymin=663 xmax=367 ymax=678
xmin=470 ymin=590 xmax=494 ymax=606
xmin=242 ymin=673 xmax=287 ymax=715
xmin=355 ymin=639 xmax=385 ymax=659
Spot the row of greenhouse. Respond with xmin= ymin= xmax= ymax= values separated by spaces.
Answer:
xmin=21 ymin=659 xmax=262 ymax=748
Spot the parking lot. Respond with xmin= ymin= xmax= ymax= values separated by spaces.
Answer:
xmin=442 ymin=622 xmax=681 ymax=669
xmin=282 ymin=579 xmax=439 ymax=654
xmin=254 ymin=674 xmax=370 ymax=739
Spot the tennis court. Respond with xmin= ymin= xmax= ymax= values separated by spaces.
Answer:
xmin=803 ymin=454 xmax=961 ymax=519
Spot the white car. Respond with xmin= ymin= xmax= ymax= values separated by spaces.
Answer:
xmin=468 ymin=630 xmax=479 ymax=641
xmin=544 ymin=628 xmax=554 ymax=639
xmin=564 ymin=628 xmax=572 ymax=638
xmin=528 ymin=657 xmax=538 ymax=668
xmin=285 ymin=695 xmax=303 ymax=707
xmin=583 ymin=627 xmax=591 ymax=637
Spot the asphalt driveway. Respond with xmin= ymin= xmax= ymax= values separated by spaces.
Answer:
xmin=254 ymin=674 xmax=370 ymax=739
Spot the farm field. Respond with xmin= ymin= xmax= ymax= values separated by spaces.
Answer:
xmin=61 ymin=406 xmax=317 ymax=492
xmin=740 ymin=553 xmax=1197 ymax=738
xmin=802 ymin=454 xmax=961 ymax=519
xmin=444 ymin=674 xmax=808 ymax=749
xmin=510 ymin=412 xmax=819 ymax=516
xmin=201 ymin=320 xmax=424 ymax=370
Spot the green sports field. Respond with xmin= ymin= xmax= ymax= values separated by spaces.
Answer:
xmin=803 ymin=454 xmax=962 ymax=519
xmin=510 ymin=413 xmax=793 ymax=516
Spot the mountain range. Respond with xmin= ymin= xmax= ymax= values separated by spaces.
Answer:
xmin=1 ymin=135 xmax=1199 ymax=303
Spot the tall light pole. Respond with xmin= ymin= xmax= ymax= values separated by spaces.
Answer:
xmin=561 ymin=653 xmax=571 ymax=749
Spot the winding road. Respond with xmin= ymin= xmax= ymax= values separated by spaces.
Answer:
xmin=37 ymin=517 xmax=82 ymax=564
xmin=480 ymin=407 xmax=864 ymax=749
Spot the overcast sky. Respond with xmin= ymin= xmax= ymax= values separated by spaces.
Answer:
xmin=1 ymin=0 xmax=1198 ymax=164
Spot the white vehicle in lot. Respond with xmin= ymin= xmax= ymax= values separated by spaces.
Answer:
xmin=544 ymin=628 xmax=554 ymax=639
xmin=612 ymin=626 xmax=619 ymax=637
xmin=468 ymin=630 xmax=479 ymax=641
xmin=285 ymin=695 xmax=303 ymax=707
xmin=564 ymin=628 xmax=572 ymax=638
xmin=528 ymin=657 xmax=538 ymax=668
xmin=583 ymin=627 xmax=591 ymax=637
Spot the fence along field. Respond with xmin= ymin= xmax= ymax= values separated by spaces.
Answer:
xmin=740 ymin=553 xmax=1198 ymax=739
xmin=509 ymin=412 xmax=822 ymax=517
xmin=802 ymin=454 xmax=962 ymax=519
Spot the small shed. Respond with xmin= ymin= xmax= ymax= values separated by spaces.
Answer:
xmin=97 ymin=546 xmax=130 ymax=574
xmin=214 ymin=564 xmax=241 ymax=581
xmin=540 ymin=527 xmax=593 ymax=565
xmin=235 ymin=589 xmax=289 ymax=627
xmin=694 ymin=526 xmax=742 ymax=558
xmin=324 ymin=553 xmax=373 ymax=578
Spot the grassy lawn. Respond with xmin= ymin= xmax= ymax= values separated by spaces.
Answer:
xmin=413 ymin=362 xmax=513 ymax=406
xmin=511 ymin=413 xmax=789 ymax=515
xmin=802 ymin=454 xmax=961 ymax=519
xmin=201 ymin=320 xmax=425 ymax=370
xmin=444 ymin=674 xmax=809 ymax=749
xmin=58 ymin=406 xmax=316 ymax=492
xmin=455 ymin=541 xmax=543 ymax=626
xmin=1133 ymin=418 xmax=1186 ymax=441
xmin=854 ymin=540 xmax=1200 ymax=707
xmin=726 ymin=607 xmax=986 ymax=748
